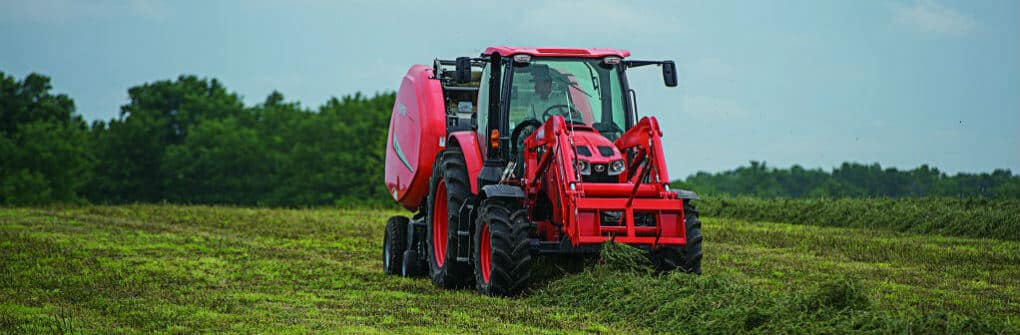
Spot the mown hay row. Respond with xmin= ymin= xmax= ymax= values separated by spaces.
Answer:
xmin=696 ymin=196 xmax=1020 ymax=241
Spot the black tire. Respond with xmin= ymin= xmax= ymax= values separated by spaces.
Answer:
xmin=682 ymin=200 xmax=704 ymax=274
xmin=383 ymin=216 xmax=409 ymax=275
xmin=425 ymin=147 xmax=473 ymax=288
xmin=649 ymin=246 xmax=680 ymax=272
xmin=401 ymin=249 xmax=425 ymax=277
xmin=473 ymin=198 xmax=533 ymax=296
xmin=650 ymin=200 xmax=703 ymax=274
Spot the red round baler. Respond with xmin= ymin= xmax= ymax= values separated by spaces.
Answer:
xmin=384 ymin=65 xmax=447 ymax=211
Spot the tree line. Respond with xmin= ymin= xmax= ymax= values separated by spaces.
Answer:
xmin=2 ymin=71 xmax=393 ymax=206
xmin=674 ymin=161 xmax=1020 ymax=198
xmin=2 ymin=71 xmax=1017 ymax=206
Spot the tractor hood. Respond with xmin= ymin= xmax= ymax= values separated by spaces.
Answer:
xmin=569 ymin=129 xmax=623 ymax=164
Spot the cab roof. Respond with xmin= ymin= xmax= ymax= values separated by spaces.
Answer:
xmin=483 ymin=46 xmax=630 ymax=59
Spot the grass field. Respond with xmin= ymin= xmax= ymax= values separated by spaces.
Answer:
xmin=1 ymin=205 xmax=1018 ymax=333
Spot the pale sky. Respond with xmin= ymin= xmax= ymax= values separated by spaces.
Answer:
xmin=2 ymin=0 xmax=1017 ymax=177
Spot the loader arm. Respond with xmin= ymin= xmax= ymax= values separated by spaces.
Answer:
xmin=524 ymin=115 xmax=582 ymax=233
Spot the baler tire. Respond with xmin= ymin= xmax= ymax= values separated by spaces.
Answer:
xmin=383 ymin=216 xmax=409 ymax=275
xmin=426 ymin=147 xmax=473 ymax=288
xmin=401 ymin=249 xmax=424 ymax=277
xmin=473 ymin=198 xmax=532 ymax=296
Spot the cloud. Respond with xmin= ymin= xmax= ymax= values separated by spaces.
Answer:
xmin=892 ymin=0 xmax=977 ymax=37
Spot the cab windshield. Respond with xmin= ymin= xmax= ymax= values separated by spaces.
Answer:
xmin=507 ymin=58 xmax=627 ymax=139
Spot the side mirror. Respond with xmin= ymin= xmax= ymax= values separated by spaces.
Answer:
xmin=455 ymin=57 xmax=472 ymax=83
xmin=662 ymin=61 xmax=677 ymax=87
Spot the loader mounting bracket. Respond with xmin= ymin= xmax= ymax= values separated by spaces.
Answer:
xmin=480 ymin=184 xmax=526 ymax=199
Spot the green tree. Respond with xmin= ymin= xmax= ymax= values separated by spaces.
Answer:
xmin=676 ymin=161 xmax=1020 ymax=199
xmin=88 ymin=75 xmax=244 ymax=202
xmin=162 ymin=117 xmax=272 ymax=204
xmin=0 ymin=72 xmax=92 ymax=205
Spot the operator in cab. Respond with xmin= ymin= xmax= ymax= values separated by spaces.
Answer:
xmin=529 ymin=66 xmax=556 ymax=117
xmin=522 ymin=65 xmax=583 ymax=123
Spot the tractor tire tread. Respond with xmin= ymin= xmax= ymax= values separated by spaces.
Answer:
xmin=474 ymin=198 xmax=532 ymax=296
xmin=426 ymin=147 xmax=473 ymax=288
xmin=648 ymin=200 xmax=703 ymax=274
xmin=682 ymin=200 xmax=703 ymax=274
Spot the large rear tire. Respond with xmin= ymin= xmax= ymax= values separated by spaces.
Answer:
xmin=383 ymin=216 xmax=409 ymax=275
xmin=425 ymin=147 xmax=473 ymax=288
xmin=473 ymin=198 xmax=532 ymax=296
xmin=650 ymin=200 xmax=703 ymax=274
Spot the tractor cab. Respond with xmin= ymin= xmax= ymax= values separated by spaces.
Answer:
xmin=439 ymin=47 xmax=677 ymax=186
xmin=503 ymin=57 xmax=628 ymax=183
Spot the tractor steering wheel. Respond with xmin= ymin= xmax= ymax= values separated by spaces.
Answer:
xmin=542 ymin=104 xmax=583 ymax=122
xmin=511 ymin=119 xmax=543 ymax=156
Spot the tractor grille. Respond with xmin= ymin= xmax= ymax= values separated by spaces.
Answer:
xmin=582 ymin=163 xmax=617 ymax=183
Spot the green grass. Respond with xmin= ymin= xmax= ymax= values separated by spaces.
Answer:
xmin=1 ymin=204 xmax=1017 ymax=333
xmin=698 ymin=196 xmax=1020 ymax=240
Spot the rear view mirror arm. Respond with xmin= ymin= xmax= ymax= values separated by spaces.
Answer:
xmin=623 ymin=60 xmax=678 ymax=87
xmin=622 ymin=60 xmax=663 ymax=68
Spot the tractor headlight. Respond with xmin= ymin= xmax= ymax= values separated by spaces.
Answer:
xmin=577 ymin=160 xmax=591 ymax=176
xmin=608 ymin=160 xmax=625 ymax=175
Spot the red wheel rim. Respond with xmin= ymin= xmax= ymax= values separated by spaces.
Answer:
xmin=432 ymin=180 xmax=448 ymax=267
xmin=480 ymin=223 xmax=492 ymax=284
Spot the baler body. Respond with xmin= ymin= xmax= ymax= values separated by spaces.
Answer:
xmin=384 ymin=65 xmax=447 ymax=211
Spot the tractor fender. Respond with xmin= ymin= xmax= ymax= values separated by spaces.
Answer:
xmin=480 ymin=184 xmax=527 ymax=200
xmin=675 ymin=190 xmax=700 ymax=200
xmin=447 ymin=131 xmax=483 ymax=195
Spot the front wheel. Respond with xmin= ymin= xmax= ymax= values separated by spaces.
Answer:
xmin=650 ymin=200 xmax=703 ymax=274
xmin=473 ymin=198 xmax=533 ymax=296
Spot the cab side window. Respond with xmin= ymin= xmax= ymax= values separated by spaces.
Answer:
xmin=476 ymin=63 xmax=491 ymax=157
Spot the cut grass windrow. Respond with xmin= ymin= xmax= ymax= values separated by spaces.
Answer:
xmin=697 ymin=196 xmax=1020 ymax=241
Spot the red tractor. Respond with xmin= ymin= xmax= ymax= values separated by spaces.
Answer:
xmin=382 ymin=46 xmax=702 ymax=296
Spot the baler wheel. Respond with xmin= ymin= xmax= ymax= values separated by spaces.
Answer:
xmin=401 ymin=249 xmax=425 ymax=277
xmin=425 ymin=147 xmax=473 ymax=288
xmin=383 ymin=216 xmax=409 ymax=275
xmin=473 ymin=198 xmax=533 ymax=296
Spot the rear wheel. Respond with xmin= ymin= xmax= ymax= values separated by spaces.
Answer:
xmin=473 ymin=198 xmax=532 ymax=296
xmin=426 ymin=147 xmax=473 ymax=288
xmin=383 ymin=216 xmax=409 ymax=275
xmin=650 ymin=200 xmax=703 ymax=274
